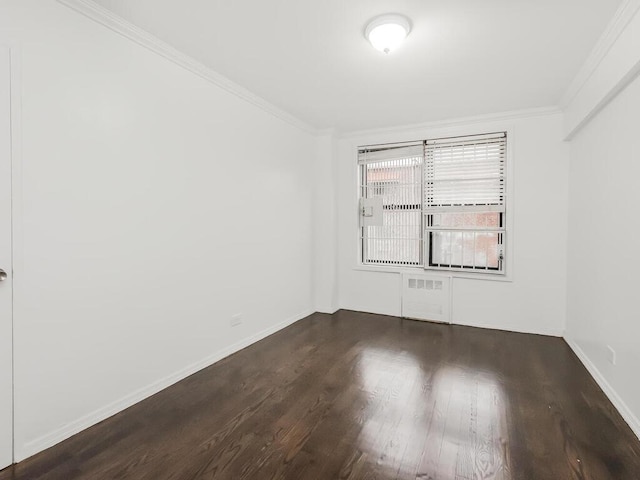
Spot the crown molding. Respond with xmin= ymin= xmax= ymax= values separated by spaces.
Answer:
xmin=56 ymin=0 xmax=318 ymax=135
xmin=560 ymin=0 xmax=640 ymax=109
xmin=315 ymin=128 xmax=337 ymax=137
xmin=338 ymin=106 xmax=562 ymax=140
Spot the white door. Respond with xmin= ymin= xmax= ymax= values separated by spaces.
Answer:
xmin=0 ymin=46 xmax=13 ymax=470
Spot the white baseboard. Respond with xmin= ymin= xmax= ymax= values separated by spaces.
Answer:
xmin=17 ymin=309 xmax=314 ymax=461
xmin=565 ymin=337 xmax=640 ymax=441
xmin=342 ymin=306 xmax=564 ymax=337
xmin=454 ymin=319 xmax=564 ymax=338
xmin=314 ymin=305 xmax=339 ymax=315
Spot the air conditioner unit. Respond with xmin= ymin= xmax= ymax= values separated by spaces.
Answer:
xmin=401 ymin=273 xmax=451 ymax=323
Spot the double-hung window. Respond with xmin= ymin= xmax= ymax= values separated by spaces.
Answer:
xmin=359 ymin=132 xmax=507 ymax=274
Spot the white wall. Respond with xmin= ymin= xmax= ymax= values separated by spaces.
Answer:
xmin=1 ymin=0 xmax=315 ymax=460
xmin=336 ymin=113 xmax=570 ymax=336
xmin=565 ymin=72 xmax=640 ymax=437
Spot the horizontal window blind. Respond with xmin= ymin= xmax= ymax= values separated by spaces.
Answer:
xmin=424 ymin=132 xmax=506 ymax=213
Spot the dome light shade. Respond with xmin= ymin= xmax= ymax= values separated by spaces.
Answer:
xmin=365 ymin=14 xmax=411 ymax=54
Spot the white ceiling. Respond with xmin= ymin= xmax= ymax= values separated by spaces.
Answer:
xmin=92 ymin=0 xmax=621 ymax=133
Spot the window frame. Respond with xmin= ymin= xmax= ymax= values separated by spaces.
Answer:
xmin=356 ymin=128 xmax=512 ymax=279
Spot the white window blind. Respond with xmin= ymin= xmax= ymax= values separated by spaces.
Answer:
xmin=425 ymin=132 xmax=506 ymax=213
xmin=359 ymin=143 xmax=423 ymax=266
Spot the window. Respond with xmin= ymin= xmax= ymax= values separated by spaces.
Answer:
xmin=359 ymin=132 xmax=506 ymax=274
xmin=358 ymin=143 xmax=423 ymax=266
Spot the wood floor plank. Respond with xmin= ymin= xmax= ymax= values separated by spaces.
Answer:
xmin=2 ymin=311 xmax=640 ymax=480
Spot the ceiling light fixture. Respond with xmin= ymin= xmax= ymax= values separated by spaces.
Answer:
xmin=365 ymin=14 xmax=411 ymax=54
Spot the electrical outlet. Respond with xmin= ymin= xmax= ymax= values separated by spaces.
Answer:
xmin=606 ymin=345 xmax=616 ymax=366
xmin=231 ymin=314 xmax=242 ymax=327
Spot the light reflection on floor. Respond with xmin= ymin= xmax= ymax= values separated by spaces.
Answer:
xmin=352 ymin=346 xmax=512 ymax=479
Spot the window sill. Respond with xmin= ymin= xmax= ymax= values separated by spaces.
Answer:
xmin=353 ymin=264 xmax=513 ymax=283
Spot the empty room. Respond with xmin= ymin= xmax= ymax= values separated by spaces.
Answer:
xmin=1 ymin=0 xmax=640 ymax=479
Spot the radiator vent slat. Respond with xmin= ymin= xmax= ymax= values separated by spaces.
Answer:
xmin=401 ymin=274 xmax=451 ymax=323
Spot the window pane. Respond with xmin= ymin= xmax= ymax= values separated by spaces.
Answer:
xmin=364 ymin=211 xmax=421 ymax=265
xmin=365 ymin=161 xmax=422 ymax=206
xmin=362 ymin=156 xmax=422 ymax=266
xmin=430 ymin=231 xmax=501 ymax=269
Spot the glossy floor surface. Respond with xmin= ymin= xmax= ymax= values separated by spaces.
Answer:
xmin=2 ymin=311 xmax=640 ymax=479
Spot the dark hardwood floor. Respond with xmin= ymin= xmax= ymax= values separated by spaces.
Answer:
xmin=2 ymin=310 xmax=640 ymax=479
